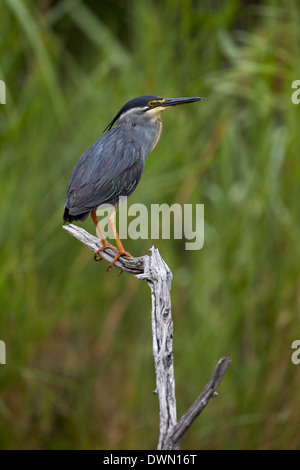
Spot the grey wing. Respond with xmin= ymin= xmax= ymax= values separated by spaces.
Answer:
xmin=64 ymin=128 xmax=145 ymax=218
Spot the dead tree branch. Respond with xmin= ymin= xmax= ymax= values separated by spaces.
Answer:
xmin=63 ymin=224 xmax=231 ymax=449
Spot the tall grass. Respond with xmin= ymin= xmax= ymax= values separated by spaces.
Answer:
xmin=1 ymin=0 xmax=300 ymax=449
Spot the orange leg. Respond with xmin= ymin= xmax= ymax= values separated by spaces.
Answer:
xmin=107 ymin=209 xmax=133 ymax=270
xmin=91 ymin=210 xmax=117 ymax=261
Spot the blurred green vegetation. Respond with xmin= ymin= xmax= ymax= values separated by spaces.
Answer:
xmin=1 ymin=0 xmax=300 ymax=450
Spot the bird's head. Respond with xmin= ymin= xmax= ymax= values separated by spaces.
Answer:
xmin=104 ymin=95 xmax=205 ymax=132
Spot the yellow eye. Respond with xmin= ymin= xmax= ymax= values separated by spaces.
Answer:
xmin=148 ymin=99 xmax=164 ymax=108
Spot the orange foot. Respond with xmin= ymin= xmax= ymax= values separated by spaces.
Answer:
xmin=107 ymin=248 xmax=133 ymax=272
xmin=94 ymin=241 xmax=117 ymax=262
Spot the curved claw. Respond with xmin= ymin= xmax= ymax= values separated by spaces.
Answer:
xmin=94 ymin=242 xmax=117 ymax=262
xmin=106 ymin=249 xmax=133 ymax=271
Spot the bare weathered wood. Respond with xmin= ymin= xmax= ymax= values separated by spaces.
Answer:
xmin=63 ymin=224 xmax=231 ymax=449
xmin=164 ymin=356 xmax=232 ymax=449
xmin=62 ymin=224 xmax=144 ymax=274
xmin=136 ymin=248 xmax=177 ymax=449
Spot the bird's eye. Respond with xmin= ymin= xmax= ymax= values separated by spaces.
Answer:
xmin=148 ymin=99 xmax=164 ymax=108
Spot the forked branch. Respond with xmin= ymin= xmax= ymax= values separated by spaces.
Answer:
xmin=63 ymin=224 xmax=231 ymax=449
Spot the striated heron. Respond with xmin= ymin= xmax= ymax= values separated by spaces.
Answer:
xmin=63 ymin=95 xmax=205 ymax=269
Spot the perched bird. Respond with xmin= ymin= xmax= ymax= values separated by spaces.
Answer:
xmin=63 ymin=95 xmax=204 ymax=268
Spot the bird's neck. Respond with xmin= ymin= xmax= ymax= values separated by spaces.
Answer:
xmin=150 ymin=118 xmax=163 ymax=151
xmin=137 ymin=118 xmax=162 ymax=156
xmin=118 ymin=115 xmax=163 ymax=158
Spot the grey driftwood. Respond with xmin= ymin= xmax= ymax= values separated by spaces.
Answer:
xmin=63 ymin=224 xmax=231 ymax=449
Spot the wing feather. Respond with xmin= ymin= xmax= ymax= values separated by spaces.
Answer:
xmin=64 ymin=127 xmax=144 ymax=218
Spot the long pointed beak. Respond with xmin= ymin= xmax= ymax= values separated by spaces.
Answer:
xmin=162 ymin=97 xmax=205 ymax=108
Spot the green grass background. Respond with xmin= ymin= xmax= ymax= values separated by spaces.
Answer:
xmin=1 ymin=0 xmax=300 ymax=450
